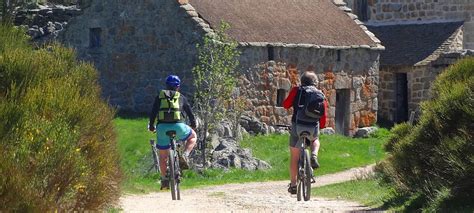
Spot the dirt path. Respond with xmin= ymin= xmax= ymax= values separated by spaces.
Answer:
xmin=120 ymin=164 xmax=376 ymax=212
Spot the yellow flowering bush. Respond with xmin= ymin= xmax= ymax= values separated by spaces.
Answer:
xmin=0 ymin=24 xmax=121 ymax=211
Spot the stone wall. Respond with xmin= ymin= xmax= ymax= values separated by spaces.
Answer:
xmin=61 ymin=0 xmax=206 ymax=112
xmin=378 ymin=50 xmax=473 ymax=124
xmin=378 ymin=68 xmax=401 ymax=122
xmin=410 ymin=50 xmax=474 ymax=109
xmin=344 ymin=0 xmax=474 ymax=49
xmin=363 ymin=0 xmax=473 ymax=23
xmin=60 ymin=0 xmax=382 ymax=126
xmin=14 ymin=4 xmax=82 ymax=43
xmin=237 ymin=47 xmax=380 ymax=135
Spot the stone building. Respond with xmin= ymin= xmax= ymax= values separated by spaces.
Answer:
xmin=342 ymin=0 xmax=474 ymax=124
xmin=59 ymin=0 xmax=383 ymax=135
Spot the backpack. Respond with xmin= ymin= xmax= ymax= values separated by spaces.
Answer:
xmin=296 ymin=86 xmax=325 ymax=124
xmin=157 ymin=90 xmax=182 ymax=123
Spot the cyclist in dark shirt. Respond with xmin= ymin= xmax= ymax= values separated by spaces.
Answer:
xmin=148 ymin=75 xmax=197 ymax=190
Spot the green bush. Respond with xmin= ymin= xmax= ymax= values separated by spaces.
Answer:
xmin=383 ymin=123 xmax=412 ymax=152
xmin=0 ymin=24 xmax=121 ymax=211
xmin=378 ymin=57 xmax=474 ymax=211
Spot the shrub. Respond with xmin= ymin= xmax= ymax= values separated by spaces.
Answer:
xmin=383 ymin=123 xmax=412 ymax=152
xmin=378 ymin=57 xmax=474 ymax=211
xmin=0 ymin=24 xmax=121 ymax=211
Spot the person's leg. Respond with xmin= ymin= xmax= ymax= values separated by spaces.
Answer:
xmin=183 ymin=128 xmax=197 ymax=156
xmin=156 ymin=124 xmax=172 ymax=188
xmin=288 ymin=122 xmax=300 ymax=191
xmin=290 ymin=146 xmax=300 ymax=185
xmin=159 ymin=149 xmax=169 ymax=178
xmin=175 ymin=123 xmax=196 ymax=169
xmin=311 ymin=137 xmax=320 ymax=156
xmin=310 ymin=122 xmax=320 ymax=155
xmin=309 ymin=123 xmax=320 ymax=169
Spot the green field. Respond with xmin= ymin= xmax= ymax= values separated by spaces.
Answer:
xmin=115 ymin=117 xmax=389 ymax=193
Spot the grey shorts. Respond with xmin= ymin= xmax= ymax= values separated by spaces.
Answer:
xmin=289 ymin=122 xmax=320 ymax=148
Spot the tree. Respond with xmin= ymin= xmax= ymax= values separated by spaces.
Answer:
xmin=192 ymin=21 xmax=241 ymax=166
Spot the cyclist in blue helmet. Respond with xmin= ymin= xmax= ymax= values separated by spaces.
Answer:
xmin=148 ymin=75 xmax=197 ymax=190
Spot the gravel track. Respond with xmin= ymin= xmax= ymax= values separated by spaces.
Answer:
xmin=120 ymin=164 xmax=377 ymax=212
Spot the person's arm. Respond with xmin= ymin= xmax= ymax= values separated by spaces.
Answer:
xmin=319 ymin=99 xmax=328 ymax=129
xmin=148 ymin=96 xmax=159 ymax=131
xmin=283 ymin=87 xmax=298 ymax=109
xmin=181 ymin=96 xmax=197 ymax=129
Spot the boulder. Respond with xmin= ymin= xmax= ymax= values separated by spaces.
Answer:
xmin=210 ymin=137 xmax=271 ymax=171
xmin=354 ymin=127 xmax=378 ymax=138
xmin=320 ymin=127 xmax=335 ymax=135
xmin=240 ymin=115 xmax=269 ymax=135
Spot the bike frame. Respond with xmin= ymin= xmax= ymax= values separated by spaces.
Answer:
xmin=149 ymin=139 xmax=160 ymax=174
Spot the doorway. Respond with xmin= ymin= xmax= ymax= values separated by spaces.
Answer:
xmin=395 ymin=73 xmax=408 ymax=123
xmin=335 ymin=89 xmax=351 ymax=136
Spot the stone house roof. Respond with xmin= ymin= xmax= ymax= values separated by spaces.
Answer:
xmin=181 ymin=0 xmax=382 ymax=49
xmin=367 ymin=22 xmax=464 ymax=67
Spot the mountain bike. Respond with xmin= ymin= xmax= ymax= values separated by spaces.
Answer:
xmin=166 ymin=130 xmax=182 ymax=200
xmin=277 ymin=124 xmax=315 ymax=201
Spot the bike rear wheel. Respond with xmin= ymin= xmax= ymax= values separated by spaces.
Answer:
xmin=169 ymin=150 xmax=180 ymax=200
xmin=303 ymin=150 xmax=312 ymax=201
xmin=175 ymin=153 xmax=181 ymax=200
xmin=296 ymin=151 xmax=305 ymax=201
xmin=296 ymin=178 xmax=302 ymax=201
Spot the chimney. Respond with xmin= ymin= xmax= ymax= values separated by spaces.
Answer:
xmin=463 ymin=6 xmax=474 ymax=49
xmin=464 ymin=21 xmax=474 ymax=50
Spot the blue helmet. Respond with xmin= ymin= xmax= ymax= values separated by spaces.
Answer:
xmin=165 ymin=75 xmax=181 ymax=88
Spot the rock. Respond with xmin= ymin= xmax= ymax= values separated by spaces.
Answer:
xmin=240 ymin=126 xmax=248 ymax=136
xmin=210 ymin=134 xmax=220 ymax=150
xmin=268 ymin=126 xmax=275 ymax=134
xmin=224 ymin=125 xmax=233 ymax=138
xmin=210 ymin=137 xmax=271 ymax=171
xmin=274 ymin=126 xmax=289 ymax=135
xmin=354 ymin=127 xmax=378 ymax=138
xmin=214 ymin=137 xmax=238 ymax=152
xmin=320 ymin=127 xmax=335 ymax=135
xmin=240 ymin=115 xmax=268 ymax=135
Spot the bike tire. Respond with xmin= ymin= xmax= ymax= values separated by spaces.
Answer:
xmin=297 ymin=179 xmax=302 ymax=201
xmin=303 ymin=150 xmax=312 ymax=201
xmin=174 ymin=152 xmax=181 ymax=200
xmin=296 ymin=151 xmax=304 ymax=201
xmin=169 ymin=150 xmax=177 ymax=200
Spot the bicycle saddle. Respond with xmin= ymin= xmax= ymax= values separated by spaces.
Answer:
xmin=166 ymin=130 xmax=177 ymax=138
xmin=299 ymin=131 xmax=310 ymax=138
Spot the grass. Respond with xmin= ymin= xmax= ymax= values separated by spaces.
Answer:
xmin=312 ymin=178 xmax=395 ymax=208
xmin=312 ymin=178 xmax=474 ymax=212
xmin=115 ymin=117 xmax=389 ymax=194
